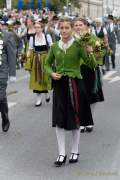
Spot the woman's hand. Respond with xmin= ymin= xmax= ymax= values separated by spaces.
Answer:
xmin=51 ymin=72 xmax=62 ymax=80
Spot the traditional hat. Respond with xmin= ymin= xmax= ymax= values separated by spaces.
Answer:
xmin=108 ymin=14 xmax=114 ymax=21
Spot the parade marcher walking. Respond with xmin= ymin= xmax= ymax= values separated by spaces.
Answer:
xmin=106 ymin=15 xmax=117 ymax=69
xmin=0 ymin=21 xmax=16 ymax=132
xmin=24 ymin=17 xmax=35 ymax=68
xmin=93 ymin=18 xmax=109 ymax=73
xmin=26 ymin=21 xmax=52 ymax=106
xmin=46 ymin=17 xmax=97 ymax=166
xmin=25 ymin=17 xmax=35 ymax=49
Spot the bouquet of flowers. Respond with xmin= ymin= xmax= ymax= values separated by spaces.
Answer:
xmin=74 ymin=32 xmax=93 ymax=47
xmin=74 ymin=32 xmax=108 ymax=65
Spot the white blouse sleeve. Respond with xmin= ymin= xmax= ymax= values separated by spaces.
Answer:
xmin=29 ymin=36 xmax=34 ymax=49
xmin=46 ymin=34 xmax=53 ymax=46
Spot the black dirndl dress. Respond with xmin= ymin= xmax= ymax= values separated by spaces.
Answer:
xmin=52 ymin=76 xmax=93 ymax=130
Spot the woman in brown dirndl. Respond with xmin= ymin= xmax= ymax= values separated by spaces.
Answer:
xmin=46 ymin=17 xmax=97 ymax=167
xmin=28 ymin=21 xmax=52 ymax=106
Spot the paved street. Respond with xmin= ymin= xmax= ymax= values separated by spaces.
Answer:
xmin=0 ymin=44 xmax=120 ymax=180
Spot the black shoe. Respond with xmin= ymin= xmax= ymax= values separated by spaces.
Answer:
xmin=46 ymin=97 xmax=50 ymax=103
xmin=102 ymin=69 xmax=106 ymax=75
xmin=45 ymin=93 xmax=50 ymax=103
xmin=2 ymin=120 xmax=10 ymax=132
xmin=112 ymin=66 xmax=115 ymax=69
xmin=54 ymin=155 xmax=67 ymax=167
xmin=80 ymin=126 xmax=85 ymax=133
xmin=69 ymin=153 xmax=79 ymax=163
xmin=86 ymin=126 xmax=93 ymax=133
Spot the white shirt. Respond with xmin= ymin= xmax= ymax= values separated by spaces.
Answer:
xmin=29 ymin=33 xmax=53 ymax=49
xmin=109 ymin=23 xmax=114 ymax=32
xmin=58 ymin=37 xmax=74 ymax=53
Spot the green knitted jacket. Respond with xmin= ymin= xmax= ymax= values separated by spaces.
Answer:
xmin=46 ymin=41 xmax=97 ymax=79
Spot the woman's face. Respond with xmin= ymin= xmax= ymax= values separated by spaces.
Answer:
xmin=59 ymin=21 xmax=72 ymax=40
xmin=34 ymin=23 xmax=43 ymax=34
xmin=27 ymin=19 xmax=33 ymax=27
xmin=73 ymin=21 xmax=86 ymax=33
xmin=73 ymin=21 xmax=82 ymax=33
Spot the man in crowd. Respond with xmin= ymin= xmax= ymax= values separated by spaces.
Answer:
xmin=106 ymin=15 xmax=117 ymax=69
xmin=92 ymin=18 xmax=109 ymax=73
xmin=0 ymin=21 xmax=16 ymax=132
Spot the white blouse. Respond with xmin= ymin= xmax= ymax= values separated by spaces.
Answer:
xmin=29 ymin=33 xmax=53 ymax=49
xmin=58 ymin=37 xmax=74 ymax=53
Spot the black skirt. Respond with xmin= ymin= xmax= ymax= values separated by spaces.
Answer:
xmin=81 ymin=65 xmax=104 ymax=104
xmin=33 ymin=90 xmax=48 ymax=94
xmin=52 ymin=76 xmax=93 ymax=130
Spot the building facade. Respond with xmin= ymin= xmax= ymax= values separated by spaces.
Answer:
xmin=103 ymin=0 xmax=120 ymax=17
xmin=73 ymin=0 xmax=120 ymax=19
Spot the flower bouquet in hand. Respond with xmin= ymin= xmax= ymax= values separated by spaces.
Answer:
xmin=74 ymin=32 xmax=107 ymax=65
xmin=74 ymin=32 xmax=97 ymax=68
xmin=74 ymin=32 xmax=93 ymax=48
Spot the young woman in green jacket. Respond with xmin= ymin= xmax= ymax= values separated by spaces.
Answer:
xmin=46 ymin=17 xmax=97 ymax=167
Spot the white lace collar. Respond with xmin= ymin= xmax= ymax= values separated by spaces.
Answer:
xmin=58 ymin=37 xmax=74 ymax=53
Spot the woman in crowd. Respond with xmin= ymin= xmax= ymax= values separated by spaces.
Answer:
xmin=46 ymin=17 xmax=97 ymax=167
xmin=27 ymin=21 xmax=52 ymax=106
xmin=23 ymin=17 xmax=35 ymax=64
xmin=26 ymin=17 xmax=35 ymax=42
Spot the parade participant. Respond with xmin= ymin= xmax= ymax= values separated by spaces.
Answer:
xmin=0 ymin=21 xmax=16 ymax=132
xmin=12 ymin=20 xmax=25 ymax=69
xmin=26 ymin=17 xmax=35 ymax=42
xmin=106 ymin=15 xmax=117 ymax=69
xmin=23 ymin=17 xmax=35 ymax=67
xmin=46 ymin=17 xmax=97 ymax=166
xmin=93 ymin=18 xmax=109 ymax=73
xmin=73 ymin=18 xmax=105 ymax=133
xmin=26 ymin=21 xmax=52 ymax=106
xmin=73 ymin=18 xmax=83 ymax=36
xmin=46 ymin=14 xmax=60 ymax=42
